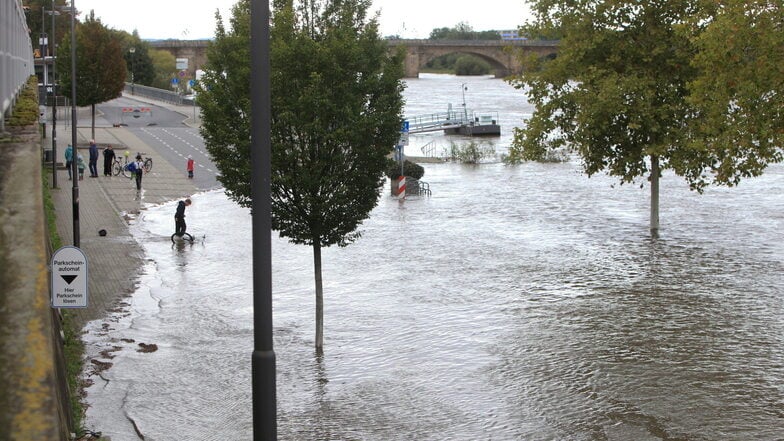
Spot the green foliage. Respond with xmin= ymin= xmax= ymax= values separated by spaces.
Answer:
xmin=122 ymin=30 xmax=156 ymax=86
xmin=448 ymin=140 xmax=495 ymax=164
xmin=429 ymin=22 xmax=501 ymax=40
xmin=199 ymin=0 xmax=405 ymax=249
xmin=508 ymin=1 xmax=783 ymax=193
xmin=454 ymin=55 xmax=491 ymax=76
xmin=24 ymin=0 xmax=70 ymax=52
xmin=386 ymin=159 xmax=424 ymax=180
xmin=148 ymin=49 xmax=178 ymax=89
xmin=42 ymin=172 xmax=84 ymax=432
xmin=681 ymin=2 xmax=784 ymax=187
xmin=424 ymin=53 xmax=491 ymax=75
xmin=57 ymin=12 xmax=126 ymax=107
xmin=6 ymin=77 xmax=40 ymax=127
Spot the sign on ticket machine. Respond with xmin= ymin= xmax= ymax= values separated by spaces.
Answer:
xmin=51 ymin=246 xmax=89 ymax=308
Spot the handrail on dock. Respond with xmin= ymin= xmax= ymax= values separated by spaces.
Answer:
xmin=405 ymin=110 xmax=500 ymax=134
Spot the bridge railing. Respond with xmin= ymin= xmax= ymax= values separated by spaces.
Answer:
xmin=124 ymin=83 xmax=186 ymax=105
xmin=1 ymin=0 xmax=35 ymax=133
xmin=386 ymin=39 xmax=559 ymax=47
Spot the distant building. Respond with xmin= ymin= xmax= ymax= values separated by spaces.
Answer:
xmin=499 ymin=30 xmax=527 ymax=41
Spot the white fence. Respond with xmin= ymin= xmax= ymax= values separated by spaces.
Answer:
xmin=1 ymin=0 xmax=34 ymax=132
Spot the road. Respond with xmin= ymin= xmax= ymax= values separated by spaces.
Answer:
xmin=91 ymin=95 xmax=220 ymax=191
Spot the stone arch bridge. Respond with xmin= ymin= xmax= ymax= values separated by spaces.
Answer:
xmin=150 ymin=39 xmax=558 ymax=79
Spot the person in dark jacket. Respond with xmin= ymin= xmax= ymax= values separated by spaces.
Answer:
xmin=88 ymin=139 xmax=99 ymax=177
xmin=174 ymin=198 xmax=192 ymax=236
xmin=103 ymin=145 xmax=116 ymax=176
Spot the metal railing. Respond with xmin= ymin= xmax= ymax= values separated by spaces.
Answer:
xmin=124 ymin=83 xmax=185 ymax=105
xmin=1 ymin=0 xmax=35 ymax=133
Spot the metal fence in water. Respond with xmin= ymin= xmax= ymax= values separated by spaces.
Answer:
xmin=0 ymin=0 xmax=35 ymax=132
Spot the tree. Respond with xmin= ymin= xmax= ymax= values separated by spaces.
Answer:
xmin=122 ymin=30 xmax=156 ymax=87
xmin=148 ymin=49 xmax=178 ymax=90
xmin=198 ymin=0 xmax=405 ymax=352
xmin=24 ymin=0 xmax=70 ymax=54
xmin=681 ymin=1 xmax=784 ymax=187
xmin=429 ymin=22 xmax=501 ymax=40
xmin=57 ymin=11 xmax=125 ymax=139
xmin=507 ymin=1 xmax=783 ymax=236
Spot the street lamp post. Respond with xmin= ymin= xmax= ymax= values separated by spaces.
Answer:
xmin=129 ymin=46 xmax=136 ymax=95
xmin=69 ymin=0 xmax=79 ymax=247
xmin=250 ymin=0 xmax=276 ymax=439
xmin=47 ymin=5 xmax=60 ymax=189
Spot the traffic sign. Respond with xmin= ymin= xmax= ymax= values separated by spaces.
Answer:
xmin=51 ymin=246 xmax=88 ymax=308
xmin=402 ymin=121 xmax=410 ymax=133
xmin=171 ymin=78 xmax=179 ymax=85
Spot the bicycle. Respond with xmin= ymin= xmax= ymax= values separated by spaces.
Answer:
xmin=114 ymin=153 xmax=153 ymax=178
xmin=112 ymin=155 xmax=130 ymax=177
xmin=139 ymin=152 xmax=153 ymax=173
xmin=171 ymin=232 xmax=194 ymax=243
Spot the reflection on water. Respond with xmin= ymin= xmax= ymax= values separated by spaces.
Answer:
xmin=82 ymin=75 xmax=784 ymax=440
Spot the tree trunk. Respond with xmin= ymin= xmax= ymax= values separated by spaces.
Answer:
xmin=313 ymin=242 xmax=324 ymax=353
xmin=91 ymin=103 xmax=96 ymax=141
xmin=650 ymin=154 xmax=660 ymax=238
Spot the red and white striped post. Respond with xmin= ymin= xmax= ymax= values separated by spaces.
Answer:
xmin=397 ymin=176 xmax=406 ymax=200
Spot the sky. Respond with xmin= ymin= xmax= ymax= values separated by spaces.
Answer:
xmin=75 ymin=0 xmax=531 ymax=40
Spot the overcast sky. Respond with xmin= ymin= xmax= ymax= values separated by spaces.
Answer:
xmin=75 ymin=0 xmax=531 ymax=40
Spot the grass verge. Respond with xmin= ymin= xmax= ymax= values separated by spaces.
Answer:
xmin=42 ymin=171 xmax=86 ymax=433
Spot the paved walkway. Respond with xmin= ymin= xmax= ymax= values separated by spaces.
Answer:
xmin=52 ymin=121 xmax=200 ymax=329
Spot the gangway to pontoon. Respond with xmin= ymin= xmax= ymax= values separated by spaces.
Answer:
xmin=405 ymin=108 xmax=501 ymax=136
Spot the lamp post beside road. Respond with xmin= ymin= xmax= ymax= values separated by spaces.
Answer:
xmin=47 ymin=5 xmax=60 ymax=189
xmin=69 ymin=0 xmax=79 ymax=247
xmin=129 ymin=46 xmax=136 ymax=95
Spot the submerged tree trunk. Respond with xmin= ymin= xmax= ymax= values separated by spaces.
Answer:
xmin=313 ymin=242 xmax=324 ymax=353
xmin=650 ymin=154 xmax=660 ymax=238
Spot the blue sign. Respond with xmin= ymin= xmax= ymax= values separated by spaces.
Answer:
xmin=171 ymin=78 xmax=179 ymax=85
xmin=189 ymin=79 xmax=196 ymax=87
xmin=402 ymin=121 xmax=409 ymax=133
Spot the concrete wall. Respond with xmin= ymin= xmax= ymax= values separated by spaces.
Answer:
xmin=0 ymin=123 xmax=71 ymax=440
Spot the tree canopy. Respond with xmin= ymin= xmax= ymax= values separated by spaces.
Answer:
xmin=508 ymin=0 xmax=784 ymax=233
xmin=429 ymin=22 xmax=501 ymax=40
xmin=57 ymin=12 xmax=126 ymax=137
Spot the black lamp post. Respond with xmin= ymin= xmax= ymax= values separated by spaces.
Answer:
xmin=47 ymin=5 xmax=60 ymax=189
xmin=69 ymin=0 xmax=79 ymax=247
xmin=129 ymin=46 xmax=135 ymax=95
xmin=250 ymin=0 xmax=276 ymax=438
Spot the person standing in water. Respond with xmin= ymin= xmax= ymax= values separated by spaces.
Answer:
xmin=174 ymin=198 xmax=192 ymax=237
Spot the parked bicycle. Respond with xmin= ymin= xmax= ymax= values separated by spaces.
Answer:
xmin=112 ymin=152 xmax=131 ymax=177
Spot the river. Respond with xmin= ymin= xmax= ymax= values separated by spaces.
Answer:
xmin=82 ymin=74 xmax=784 ymax=440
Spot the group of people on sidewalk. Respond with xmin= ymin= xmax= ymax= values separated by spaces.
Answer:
xmin=63 ymin=141 xmax=196 ymax=190
xmin=63 ymin=140 xmax=123 ymax=181
xmin=63 ymin=140 xmax=197 ymax=237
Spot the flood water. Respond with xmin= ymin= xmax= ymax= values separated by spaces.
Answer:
xmin=83 ymin=74 xmax=784 ymax=440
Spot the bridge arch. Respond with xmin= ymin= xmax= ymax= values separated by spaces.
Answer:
xmin=417 ymin=48 xmax=512 ymax=78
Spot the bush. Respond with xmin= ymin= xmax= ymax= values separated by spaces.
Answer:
xmin=448 ymin=140 xmax=496 ymax=163
xmin=454 ymin=56 xmax=491 ymax=76
xmin=6 ymin=76 xmax=40 ymax=127
xmin=386 ymin=159 xmax=425 ymax=180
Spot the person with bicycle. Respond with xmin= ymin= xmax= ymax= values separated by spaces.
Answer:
xmin=132 ymin=154 xmax=144 ymax=191
xmin=175 ymin=198 xmax=192 ymax=237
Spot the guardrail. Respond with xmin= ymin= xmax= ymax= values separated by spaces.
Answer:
xmin=124 ymin=83 xmax=186 ymax=105
xmin=1 ymin=0 xmax=35 ymax=133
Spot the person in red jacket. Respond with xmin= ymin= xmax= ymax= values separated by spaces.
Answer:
xmin=187 ymin=155 xmax=195 ymax=178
